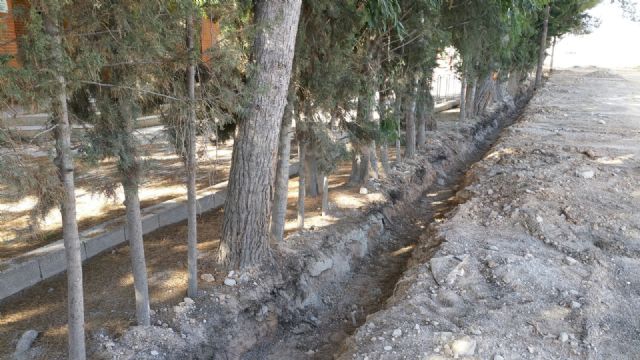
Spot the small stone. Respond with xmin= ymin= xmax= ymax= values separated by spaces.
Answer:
xmin=224 ymin=278 xmax=237 ymax=286
xmin=487 ymin=189 xmax=494 ymax=195
xmin=383 ymin=345 xmax=392 ymax=351
xmin=560 ymin=332 xmax=569 ymax=343
xmin=487 ymin=260 xmax=498 ymax=269
xmin=183 ymin=297 xmax=194 ymax=305
xmin=598 ymin=119 xmax=606 ymax=125
xmin=528 ymin=346 xmax=535 ymax=353
xmin=451 ymin=336 xmax=476 ymax=357
xmin=493 ymin=355 xmax=505 ymax=360
xmin=392 ymin=329 xmax=402 ymax=338
xmin=200 ymin=273 xmax=215 ymax=282
xmin=575 ymin=167 xmax=595 ymax=179
xmin=571 ymin=301 xmax=582 ymax=309
xmin=564 ymin=256 xmax=578 ymax=266
xmin=14 ymin=329 xmax=38 ymax=355
xmin=359 ymin=187 xmax=369 ymax=195
xmin=150 ymin=350 xmax=159 ymax=356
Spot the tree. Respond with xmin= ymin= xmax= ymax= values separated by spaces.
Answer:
xmin=535 ymin=4 xmax=550 ymax=89
xmin=218 ymin=0 xmax=302 ymax=269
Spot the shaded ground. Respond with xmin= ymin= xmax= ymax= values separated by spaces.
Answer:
xmin=0 ymin=144 xmax=400 ymax=359
xmin=338 ymin=68 xmax=640 ymax=360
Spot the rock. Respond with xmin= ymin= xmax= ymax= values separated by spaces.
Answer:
xmin=200 ymin=273 xmax=215 ymax=282
xmin=183 ymin=297 xmax=194 ymax=305
xmin=571 ymin=301 xmax=582 ymax=309
xmin=383 ymin=345 xmax=392 ymax=351
xmin=560 ymin=332 xmax=569 ymax=343
xmin=150 ymin=350 xmax=159 ymax=356
xmin=14 ymin=329 xmax=38 ymax=355
xmin=564 ymin=256 xmax=578 ymax=266
xmin=224 ymin=278 xmax=237 ymax=286
xmin=493 ymin=355 xmax=505 ymax=360
xmin=575 ymin=167 xmax=595 ymax=179
xmin=430 ymin=255 xmax=469 ymax=286
xmin=451 ymin=336 xmax=476 ymax=357
xmin=308 ymin=257 xmax=334 ymax=277
xmin=359 ymin=187 xmax=369 ymax=195
xmin=392 ymin=329 xmax=402 ymax=338
xmin=598 ymin=119 xmax=606 ymax=125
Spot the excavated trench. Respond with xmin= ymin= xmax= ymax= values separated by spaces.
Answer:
xmin=242 ymin=106 xmax=528 ymax=360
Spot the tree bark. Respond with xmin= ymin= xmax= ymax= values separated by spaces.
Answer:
xmin=123 ymin=177 xmax=151 ymax=326
xmin=270 ymin=84 xmax=295 ymax=242
xmin=219 ymin=0 xmax=302 ymax=269
xmin=415 ymin=76 xmax=429 ymax=150
xmin=321 ymin=175 xmax=329 ymax=216
xmin=394 ymin=90 xmax=402 ymax=164
xmin=535 ymin=4 xmax=551 ymax=89
xmin=549 ymin=36 xmax=556 ymax=73
xmin=185 ymin=11 xmax=198 ymax=298
xmin=459 ymin=71 xmax=468 ymax=121
xmin=404 ymin=81 xmax=417 ymax=159
xmin=467 ymin=76 xmax=478 ymax=117
xmin=305 ymin=147 xmax=320 ymax=197
xmin=44 ymin=13 xmax=86 ymax=360
xmin=297 ymin=141 xmax=306 ymax=230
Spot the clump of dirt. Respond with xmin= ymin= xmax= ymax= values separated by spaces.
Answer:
xmin=337 ymin=68 xmax=640 ymax=360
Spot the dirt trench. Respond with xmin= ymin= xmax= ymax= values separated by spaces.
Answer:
xmin=97 ymin=88 xmax=533 ymax=360
xmin=241 ymin=107 xmax=530 ymax=359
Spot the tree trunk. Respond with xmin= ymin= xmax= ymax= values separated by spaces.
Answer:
xmin=369 ymin=141 xmax=379 ymax=179
xmin=44 ymin=13 xmax=86 ymax=360
xmin=459 ymin=71 xmax=467 ymax=121
xmin=321 ymin=175 xmax=329 ymax=216
xmin=425 ymin=89 xmax=436 ymax=131
xmin=185 ymin=10 xmax=198 ymax=299
xmin=270 ymin=83 xmax=295 ymax=242
xmin=467 ymin=76 xmax=478 ymax=117
xmin=380 ymin=141 xmax=391 ymax=175
xmin=349 ymin=152 xmax=362 ymax=185
xmin=219 ymin=0 xmax=302 ymax=269
xmin=535 ymin=4 xmax=551 ymax=89
xmin=394 ymin=90 xmax=402 ymax=164
xmin=305 ymin=147 xmax=320 ymax=197
xmin=122 ymin=178 xmax=151 ymax=326
xmin=415 ymin=76 xmax=429 ymax=150
xmin=297 ymin=141 xmax=306 ymax=230
xmin=404 ymin=81 xmax=417 ymax=159
xmin=549 ymin=36 xmax=557 ymax=73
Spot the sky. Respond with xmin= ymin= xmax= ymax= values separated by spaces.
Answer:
xmin=550 ymin=1 xmax=640 ymax=69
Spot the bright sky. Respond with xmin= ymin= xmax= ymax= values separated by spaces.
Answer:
xmin=551 ymin=0 xmax=640 ymax=69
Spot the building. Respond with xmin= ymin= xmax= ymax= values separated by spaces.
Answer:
xmin=0 ymin=0 xmax=28 ymax=67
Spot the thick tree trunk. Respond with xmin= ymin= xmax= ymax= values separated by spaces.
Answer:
xmin=380 ymin=141 xmax=391 ymax=175
xmin=297 ymin=141 xmax=306 ymax=230
xmin=425 ymin=89 xmax=436 ymax=131
xmin=404 ymin=82 xmax=417 ymax=159
xmin=459 ymin=71 xmax=468 ymax=121
xmin=305 ymin=147 xmax=320 ymax=197
xmin=44 ymin=14 xmax=86 ymax=360
xmin=349 ymin=152 xmax=362 ymax=184
xmin=474 ymin=75 xmax=497 ymax=116
xmin=122 ymin=178 xmax=151 ymax=326
xmin=270 ymin=84 xmax=295 ymax=242
xmin=185 ymin=11 xmax=198 ymax=299
xmin=321 ymin=175 xmax=329 ymax=216
xmin=219 ymin=0 xmax=301 ymax=269
xmin=369 ymin=141 xmax=379 ymax=179
xmin=535 ymin=4 xmax=551 ymax=89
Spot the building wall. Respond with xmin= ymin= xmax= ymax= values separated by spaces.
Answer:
xmin=0 ymin=0 xmax=28 ymax=67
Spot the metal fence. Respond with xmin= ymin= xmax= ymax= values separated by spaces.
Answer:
xmin=431 ymin=73 xmax=461 ymax=103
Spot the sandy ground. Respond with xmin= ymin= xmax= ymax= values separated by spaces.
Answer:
xmin=0 ymin=127 xmax=234 ymax=259
xmin=338 ymin=68 xmax=640 ymax=360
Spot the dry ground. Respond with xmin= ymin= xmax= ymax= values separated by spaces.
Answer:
xmin=339 ymin=68 xmax=640 ymax=360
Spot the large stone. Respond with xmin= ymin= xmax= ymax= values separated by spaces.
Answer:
xmin=430 ymin=255 xmax=469 ymax=286
xmin=14 ymin=329 xmax=38 ymax=356
xmin=0 ymin=260 xmax=42 ymax=300
xmin=308 ymin=256 xmax=334 ymax=277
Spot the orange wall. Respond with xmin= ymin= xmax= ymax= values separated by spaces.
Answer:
xmin=0 ymin=0 xmax=19 ymax=66
xmin=200 ymin=16 xmax=219 ymax=64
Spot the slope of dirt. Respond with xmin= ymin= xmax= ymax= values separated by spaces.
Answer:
xmin=337 ymin=68 xmax=640 ymax=360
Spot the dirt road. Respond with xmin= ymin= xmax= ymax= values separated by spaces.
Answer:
xmin=338 ymin=68 xmax=640 ymax=359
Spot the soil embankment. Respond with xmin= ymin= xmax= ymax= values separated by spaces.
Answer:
xmin=338 ymin=68 xmax=640 ymax=360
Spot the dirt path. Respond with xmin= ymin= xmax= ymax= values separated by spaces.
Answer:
xmin=337 ymin=68 xmax=640 ymax=360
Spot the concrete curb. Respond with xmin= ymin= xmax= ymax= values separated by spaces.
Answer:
xmin=0 ymin=162 xmax=299 ymax=300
